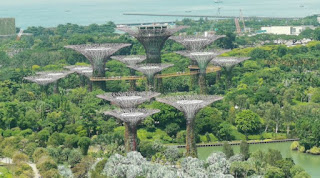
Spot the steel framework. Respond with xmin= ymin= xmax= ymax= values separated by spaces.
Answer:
xmin=104 ymin=108 xmax=160 ymax=151
xmin=170 ymin=35 xmax=225 ymax=51
xmin=176 ymin=50 xmax=229 ymax=94
xmin=65 ymin=43 xmax=130 ymax=91
xmin=211 ymin=56 xmax=250 ymax=89
xmin=128 ymin=63 xmax=173 ymax=91
xmin=111 ymin=55 xmax=147 ymax=91
xmin=156 ymin=94 xmax=223 ymax=157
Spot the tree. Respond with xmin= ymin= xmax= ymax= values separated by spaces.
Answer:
xmin=78 ymin=137 xmax=91 ymax=155
xmin=240 ymin=140 xmax=250 ymax=160
xmin=235 ymin=110 xmax=262 ymax=138
xmin=222 ymin=142 xmax=234 ymax=159
xmin=217 ymin=122 xmax=234 ymax=141
xmin=265 ymin=104 xmax=281 ymax=133
xmin=281 ymin=104 xmax=294 ymax=135
xmin=265 ymin=166 xmax=285 ymax=178
xmin=265 ymin=149 xmax=282 ymax=166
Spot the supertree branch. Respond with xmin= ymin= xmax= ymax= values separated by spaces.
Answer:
xmin=156 ymin=95 xmax=223 ymax=157
xmin=170 ymin=35 xmax=226 ymax=51
xmin=127 ymin=63 xmax=173 ymax=91
xmin=65 ymin=43 xmax=131 ymax=91
xmin=104 ymin=108 xmax=160 ymax=151
xmin=176 ymin=50 xmax=229 ymax=94
xmin=211 ymin=57 xmax=251 ymax=89
xmin=96 ymin=91 xmax=161 ymax=108
xmin=111 ymin=55 xmax=147 ymax=91
xmin=117 ymin=25 xmax=187 ymax=64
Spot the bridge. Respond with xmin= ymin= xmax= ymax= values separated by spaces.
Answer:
xmin=123 ymin=13 xmax=303 ymax=20
xmin=90 ymin=66 xmax=220 ymax=81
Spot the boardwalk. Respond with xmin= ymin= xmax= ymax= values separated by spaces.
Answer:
xmin=176 ymin=139 xmax=299 ymax=148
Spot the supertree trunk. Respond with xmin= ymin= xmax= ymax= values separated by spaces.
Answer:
xmin=53 ymin=81 xmax=59 ymax=94
xmin=129 ymin=69 xmax=136 ymax=91
xmin=155 ymin=77 xmax=163 ymax=93
xmin=216 ymin=70 xmax=221 ymax=84
xmin=125 ymin=124 xmax=138 ymax=151
xmin=198 ymin=70 xmax=207 ymax=94
xmin=190 ymin=61 xmax=199 ymax=91
xmin=186 ymin=118 xmax=197 ymax=157
xmin=146 ymin=76 xmax=155 ymax=91
xmin=88 ymin=80 xmax=93 ymax=92
xmin=92 ymin=62 xmax=106 ymax=91
xmin=225 ymin=68 xmax=232 ymax=90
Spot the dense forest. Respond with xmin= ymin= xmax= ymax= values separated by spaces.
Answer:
xmin=0 ymin=16 xmax=319 ymax=177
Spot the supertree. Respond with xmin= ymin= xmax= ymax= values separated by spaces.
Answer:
xmin=127 ymin=63 xmax=173 ymax=91
xmin=65 ymin=65 xmax=94 ymax=91
xmin=25 ymin=70 xmax=73 ymax=93
xmin=97 ymin=91 xmax=160 ymax=151
xmin=156 ymin=94 xmax=223 ymax=157
xmin=104 ymin=109 xmax=160 ymax=151
xmin=117 ymin=25 xmax=187 ymax=92
xmin=170 ymin=35 xmax=226 ymax=90
xmin=211 ymin=57 xmax=250 ymax=89
xmin=176 ymin=50 xmax=229 ymax=94
xmin=65 ymin=43 xmax=131 ymax=91
xmin=170 ymin=35 xmax=226 ymax=51
xmin=111 ymin=55 xmax=146 ymax=91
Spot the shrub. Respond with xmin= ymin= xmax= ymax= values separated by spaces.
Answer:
xmin=298 ymin=146 xmax=305 ymax=153
xmin=308 ymin=146 xmax=320 ymax=155
xmin=290 ymin=141 xmax=300 ymax=150
xmin=222 ymin=142 xmax=234 ymax=159
xmin=176 ymin=130 xmax=186 ymax=144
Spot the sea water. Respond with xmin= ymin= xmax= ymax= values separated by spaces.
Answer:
xmin=0 ymin=0 xmax=319 ymax=29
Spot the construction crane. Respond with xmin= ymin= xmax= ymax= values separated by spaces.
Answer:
xmin=234 ymin=9 xmax=247 ymax=34
xmin=16 ymin=29 xmax=24 ymax=41
xmin=235 ymin=18 xmax=241 ymax=34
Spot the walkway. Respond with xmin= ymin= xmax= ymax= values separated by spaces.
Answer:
xmin=0 ymin=157 xmax=40 ymax=178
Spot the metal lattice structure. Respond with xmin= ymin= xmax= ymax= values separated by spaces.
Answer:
xmin=97 ymin=91 xmax=160 ymax=108
xmin=25 ymin=70 xmax=73 ymax=93
xmin=64 ymin=65 xmax=93 ymax=77
xmin=128 ymin=63 xmax=173 ymax=91
xmin=170 ymin=35 xmax=225 ymax=51
xmin=104 ymin=108 xmax=160 ymax=151
xmin=176 ymin=50 xmax=229 ymax=94
xmin=156 ymin=94 xmax=223 ymax=157
xmin=111 ymin=55 xmax=147 ymax=66
xmin=211 ymin=57 xmax=250 ymax=69
xmin=211 ymin=57 xmax=250 ymax=89
xmin=65 ymin=43 xmax=130 ymax=91
xmin=117 ymin=25 xmax=187 ymax=64
xmin=111 ymin=55 xmax=147 ymax=91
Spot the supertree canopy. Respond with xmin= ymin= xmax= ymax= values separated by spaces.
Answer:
xmin=65 ymin=43 xmax=131 ymax=91
xmin=97 ymin=91 xmax=160 ymax=108
xmin=97 ymin=91 xmax=160 ymax=152
xmin=211 ymin=57 xmax=251 ymax=89
xmin=24 ymin=70 xmax=73 ymax=93
xmin=111 ymin=55 xmax=147 ymax=91
xmin=176 ymin=50 xmax=229 ymax=94
xmin=127 ymin=63 xmax=173 ymax=91
xmin=104 ymin=108 xmax=160 ymax=151
xmin=156 ymin=95 xmax=223 ymax=157
xmin=65 ymin=65 xmax=94 ymax=91
xmin=117 ymin=25 xmax=187 ymax=63
xmin=170 ymin=35 xmax=226 ymax=51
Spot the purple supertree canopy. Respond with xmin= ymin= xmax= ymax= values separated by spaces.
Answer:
xmin=211 ymin=57 xmax=251 ymax=69
xmin=170 ymin=35 xmax=226 ymax=51
xmin=64 ymin=43 xmax=131 ymax=63
xmin=97 ymin=91 xmax=160 ymax=108
xmin=111 ymin=55 xmax=147 ymax=66
xmin=104 ymin=108 xmax=160 ymax=126
xmin=156 ymin=95 xmax=223 ymax=120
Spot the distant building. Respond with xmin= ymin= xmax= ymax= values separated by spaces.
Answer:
xmin=0 ymin=18 xmax=16 ymax=36
xmin=261 ymin=26 xmax=315 ymax=35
